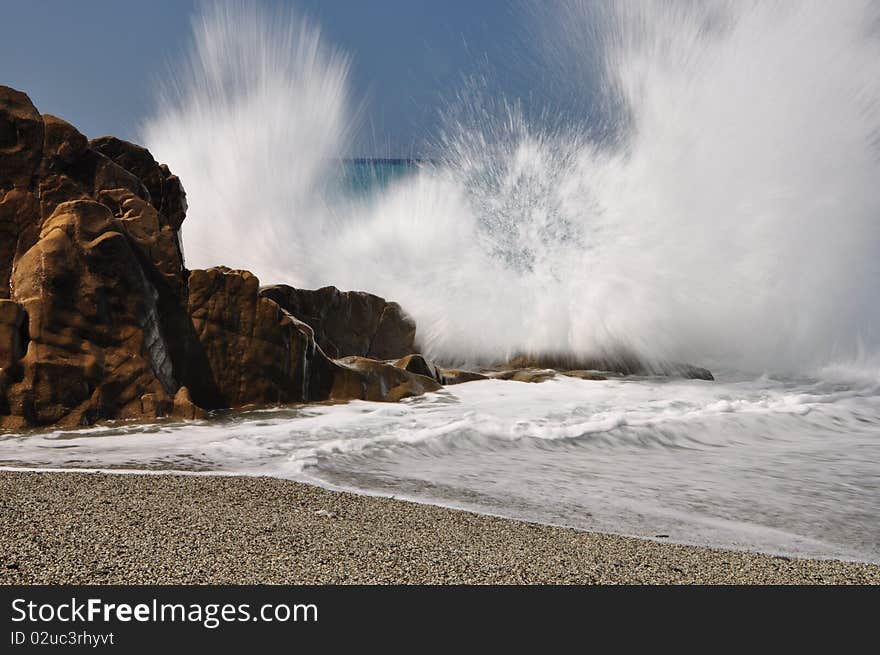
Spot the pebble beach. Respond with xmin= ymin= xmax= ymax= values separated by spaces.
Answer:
xmin=1 ymin=470 xmax=877 ymax=585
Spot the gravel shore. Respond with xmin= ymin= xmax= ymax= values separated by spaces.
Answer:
xmin=0 ymin=470 xmax=877 ymax=584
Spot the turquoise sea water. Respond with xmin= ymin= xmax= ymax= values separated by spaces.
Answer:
xmin=336 ymin=159 xmax=421 ymax=196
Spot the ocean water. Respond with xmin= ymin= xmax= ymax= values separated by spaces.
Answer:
xmin=3 ymin=1 xmax=880 ymax=564
xmin=335 ymin=159 xmax=421 ymax=196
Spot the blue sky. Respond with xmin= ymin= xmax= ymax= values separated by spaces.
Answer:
xmin=0 ymin=0 xmax=565 ymax=156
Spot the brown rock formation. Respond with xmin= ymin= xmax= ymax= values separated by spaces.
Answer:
xmin=0 ymin=85 xmax=445 ymax=430
xmin=394 ymin=353 xmax=444 ymax=384
xmin=187 ymin=267 xmax=315 ymax=407
xmin=260 ymin=284 xmax=417 ymax=359
xmin=7 ymin=200 xmax=175 ymax=426
xmin=328 ymin=356 xmax=441 ymax=402
xmin=90 ymin=136 xmax=187 ymax=231
xmin=0 ymin=87 xmax=43 ymax=191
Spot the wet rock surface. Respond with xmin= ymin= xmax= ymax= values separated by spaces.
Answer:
xmin=504 ymin=353 xmax=714 ymax=381
xmin=260 ymin=284 xmax=417 ymax=360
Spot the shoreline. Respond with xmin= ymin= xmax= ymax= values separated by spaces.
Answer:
xmin=1 ymin=470 xmax=877 ymax=584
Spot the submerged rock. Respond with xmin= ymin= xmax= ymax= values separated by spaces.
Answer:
xmin=438 ymin=368 xmax=490 ymax=385
xmin=504 ymin=353 xmax=713 ymax=381
xmin=560 ymin=370 xmax=608 ymax=381
xmin=486 ymin=369 xmax=559 ymax=384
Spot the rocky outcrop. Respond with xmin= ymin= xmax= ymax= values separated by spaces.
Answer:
xmin=0 ymin=87 xmax=43 ymax=299
xmin=0 ymin=86 xmax=444 ymax=430
xmin=260 ymin=284 xmax=417 ymax=359
xmin=187 ymin=267 xmax=316 ymax=407
xmin=0 ymin=85 xmax=713 ymax=431
xmin=6 ymin=199 xmax=175 ymax=426
xmin=560 ymin=370 xmax=608 ymax=381
xmin=90 ymin=136 xmax=187 ymax=231
xmin=0 ymin=85 xmax=197 ymax=428
xmin=324 ymin=356 xmax=441 ymax=402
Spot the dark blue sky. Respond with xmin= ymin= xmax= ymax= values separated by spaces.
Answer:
xmin=0 ymin=0 xmax=573 ymax=156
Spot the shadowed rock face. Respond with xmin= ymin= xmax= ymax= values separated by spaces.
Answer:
xmin=7 ymin=200 xmax=175 ymax=426
xmin=393 ymin=354 xmax=444 ymax=384
xmin=0 ymin=87 xmax=43 ymax=191
xmin=260 ymin=284 xmax=417 ymax=360
xmin=90 ymin=136 xmax=187 ymax=232
xmin=187 ymin=267 xmax=315 ymax=408
xmin=0 ymin=88 xmax=43 ymax=299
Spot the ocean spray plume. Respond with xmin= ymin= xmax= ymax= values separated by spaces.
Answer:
xmin=141 ymin=1 xmax=354 ymax=284
xmin=144 ymin=1 xmax=880 ymax=376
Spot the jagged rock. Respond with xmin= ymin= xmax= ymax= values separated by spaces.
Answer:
xmin=394 ymin=353 xmax=444 ymax=384
xmin=327 ymin=356 xmax=441 ymax=402
xmin=187 ymin=268 xmax=439 ymax=407
xmin=99 ymin=187 xmax=186 ymax=297
xmin=171 ymin=386 xmax=207 ymax=420
xmin=35 ymin=119 xmax=187 ymax=298
xmin=260 ymin=284 xmax=416 ymax=359
xmin=0 ymin=86 xmax=217 ymax=428
xmin=37 ymin=117 xmax=151 ymax=222
xmin=2 ymin=200 xmax=175 ymax=427
xmin=187 ymin=267 xmax=316 ymax=408
xmin=0 ymin=86 xmax=43 ymax=190
xmin=90 ymin=136 xmax=187 ymax=231
xmin=42 ymin=114 xmax=88 ymax=169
